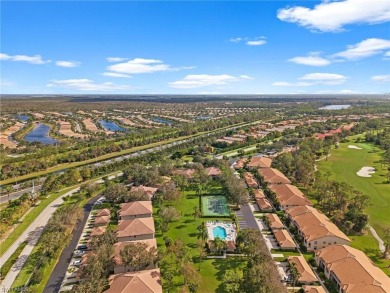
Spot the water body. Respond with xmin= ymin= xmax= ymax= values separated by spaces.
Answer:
xmin=196 ymin=116 xmax=211 ymax=120
xmin=16 ymin=115 xmax=29 ymax=122
xmin=24 ymin=124 xmax=58 ymax=145
xmin=150 ymin=117 xmax=173 ymax=125
xmin=319 ymin=104 xmax=351 ymax=110
xmin=99 ymin=120 xmax=125 ymax=132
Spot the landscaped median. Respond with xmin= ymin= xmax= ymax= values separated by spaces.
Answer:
xmin=0 ymin=119 xmax=259 ymax=185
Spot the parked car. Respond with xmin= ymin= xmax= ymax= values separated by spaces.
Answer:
xmin=74 ymin=250 xmax=85 ymax=256
xmin=77 ymin=245 xmax=88 ymax=250
xmin=73 ymin=260 xmax=82 ymax=266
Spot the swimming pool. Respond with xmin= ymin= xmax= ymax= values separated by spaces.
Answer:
xmin=212 ymin=226 xmax=227 ymax=239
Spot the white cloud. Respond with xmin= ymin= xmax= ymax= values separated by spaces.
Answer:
xmin=102 ymin=72 xmax=132 ymax=78
xmin=56 ymin=60 xmax=80 ymax=68
xmin=246 ymin=40 xmax=267 ymax=46
xmin=371 ymin=74 xmax=390 ymax=82
xmin=107 ymin=57 xmax=129 ymax=62
xmin=47 ymin=79 xmax=133 ymax=91
xmin=300 ymin=73 xmax=348 ymax=85
xmin=229 ymin=37 xmax=242 ymax=43
xmin=333 ymin=38 xmax=390 ymax=60
xmin=289 ymin=55 xmax=330 ymax=66
xmin=273 ymin=72 xmax=348 ymax=87
xmin=230 ymin=37 xmax=267 ymax=46
xmin=169 ymin=74 xmax=252 ymax=89
xmin=385 ymin=51 xmax=390 ymax=57
xmin=106 ymin=58 xmax=192 ymax=75
xmin=277 ymin=0 xmax=390 ymax=32
xmin=272 ymin=81 xmax=313 ymax=87
xmin=0 ymin=53 xmax=50 ymax=64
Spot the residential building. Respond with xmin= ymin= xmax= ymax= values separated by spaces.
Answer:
xmin=117 ymin=218 xmax=155 ymax=242
xmin=268 ymin=184 xmax=312 ymax=210
xmin=104 ymin=269 xmax=162 ymax=293
xmin=302 ymin=286 xmax=326 ymax=293
xmin=118 ymin=201 xmax=153 ymax=220
xmin=130 ymin=185 xmax=158 ymax=200
xmin=287 ymin=256 xmax=318 ymax=284
xmin=273 ymin=229 xmax=297 ymax=250
xmin=265 ymin=213 xmax=284 ymax=230
xmin=247 ymin=156 xmax=272 ymax=169
xmin=316 ymin=245 xmax=390 ymax=293
xmin=286 ymin=206 xmax=350 ymax=251
xmin=258 ymin=168 xmax=291 ymax=184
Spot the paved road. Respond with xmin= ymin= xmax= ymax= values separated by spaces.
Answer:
xmin=235 ymin=203 xmax=259 ymax=230
xmin=0 ymin=188 xmax=78 ymax=291
xmin=0 ymin=185 xmax=42 ymax=204
xmin=43 ymin=194 xmax=101 ymax=293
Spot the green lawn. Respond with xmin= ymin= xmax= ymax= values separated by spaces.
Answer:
xmin=317 ymin=137 xmax=390 ymax=238
xmin=155 ymin=186 xmax=246 ymax=293
xmin=316 ymin=137 xmax=390 ymax=275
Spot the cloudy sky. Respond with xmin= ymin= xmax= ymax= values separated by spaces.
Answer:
xmin=1 ymin=0 xmax=389 ymax=94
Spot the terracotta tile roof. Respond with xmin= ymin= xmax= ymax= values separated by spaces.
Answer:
xmin=233 ymin=159 xmax=246 ymax=169
xmin=119 ymin=201 xmax=153 ymax=217
xmin=247 ymin=156 xmax=272 ymax=168
xmin=266 ymin=213 xmax=284 ymax=230
xmin=288 ymin=256 xmax=318 ymax=283
xmin=130 ymin=186 xmax=158 ymax=200
xmin=94 ymin=215 xmax=110 ymax=226
xmin=255 ymin=197 xmax=273 ymax=211
xmin=303 ymin=286 xmax=326 ymax=293
xmin=316 ymin=245 xmax=390 ymax=293
xmin=96 ymin=208 xmax=111 ymax=217
xmin=269 ymin=184 xmax=312 ymax=207
xmin=91 ymin=226 xmax=107 ymax=236
xmin=253 ymin=189 xmax=265 ymax=198
xmin=104 ymin=269 xmax=162 ymax=293
xmin=117 ymin=218 xmax=155 ymax=238
xmin=258 ymin=168 xmax=291 ymax=184
xmin=112 ymin=239 xmax=157 ymax=266
xmin=204 ymin=167 xmax=222 ymax=176
xmin=273 ymin=229 xmax=297 ymax=249
xmin=243 ymin=172 xmax=258 ymax=188
xmin=286 ymin=206 xmax=350 ymax=243
xmin=173 ymin=168 xmax=196 ymax=178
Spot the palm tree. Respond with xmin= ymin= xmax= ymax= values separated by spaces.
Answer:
xmin=197 ymin=223 xmax=208 ymax=240
xmin=209 ymin=237 xmax=226 ymax=255
xmin=287 ymin=262 xmax=301 ymax=292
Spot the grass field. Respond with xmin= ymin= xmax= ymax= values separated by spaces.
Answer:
xmin=155 ymin=186 xmax=245 ymax=293
xmin=316 ymin=137 xmax=390 ymax=275
xmin=202 ymin=196 xmax=230 ymax=217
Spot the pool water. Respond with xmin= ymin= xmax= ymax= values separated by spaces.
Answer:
xmin=212 ymin=226 xmax=227 ymax=239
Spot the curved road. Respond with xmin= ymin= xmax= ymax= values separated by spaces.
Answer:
xmin=43 ymin=193 xmax=101 ymax=293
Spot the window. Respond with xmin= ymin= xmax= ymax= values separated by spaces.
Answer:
xmin=314 ymin=241 xmax=317 ymax=244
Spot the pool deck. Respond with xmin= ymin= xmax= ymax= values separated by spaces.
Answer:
xmin=206 ymin=221 xmax=237 ymax=241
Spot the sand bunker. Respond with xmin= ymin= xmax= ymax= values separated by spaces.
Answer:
xmin=357 ymin=167 xmax=375 ymax=177
xmin=348 ymin=145 xmax=362 ymax=149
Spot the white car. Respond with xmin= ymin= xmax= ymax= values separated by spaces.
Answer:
xmin=73 ymin=260 xmax=82 ymax=266
xmin=74 ymin=250 xmax=84 ymax=256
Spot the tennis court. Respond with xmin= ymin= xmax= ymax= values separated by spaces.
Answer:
xmin=202 ymin=196 xmax=230 ymax=216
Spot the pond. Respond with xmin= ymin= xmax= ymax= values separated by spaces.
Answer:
xmin=150 ymin=117 xmax=173 ymax=125
xmin=99 ymin=120 xmax=125 ymax=132
xmin=319 ymin=104 xmax=351 ymax=110
xmin=24 ymin=124 xmax=58 ymax=145
xmin=16 ymin=115 xmax=29 ymax=122
xmin=196 ymin=116 xmax=211 ymax=120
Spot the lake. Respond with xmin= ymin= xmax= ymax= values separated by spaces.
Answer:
xmin=16 ymin=115 xmax=29 ymax=122
xmin=319 ymin=104 xmax=351 ymax=110
xmin=99 ymin=120 xmax=125 ymax=131
xmin=24 ymin=124 xmax=58 ymax=145
xmin=150 ymin=117 xmax=173 ymax=125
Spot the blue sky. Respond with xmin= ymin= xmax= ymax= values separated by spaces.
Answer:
xmin=1 ymin=0 xmax=389 ymax=94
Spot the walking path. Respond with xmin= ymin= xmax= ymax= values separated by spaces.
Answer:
xmin=0 ymin=188 xmax=78 ymax=291
xmin=0 ymin=173 xmax=122 ymax=291
xmin=368 ymin=225 xmax=385 ymax=253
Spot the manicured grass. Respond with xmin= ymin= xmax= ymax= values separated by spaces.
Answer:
xmin=350 ymin=232 xmax=390 ymax=276
xmin=0 ymin=241 xmax=28 ymax=280
xmin=317 ymin=137 xmax=390 ymax=238
xmin=155 ymin=186 xmax=246 ymax=292
xmin=202 ymin=195 xmax=230 ymax=217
